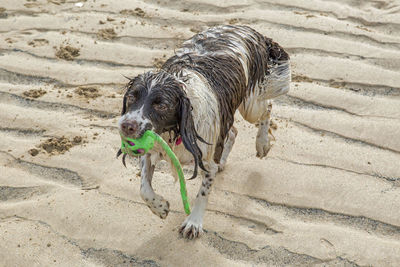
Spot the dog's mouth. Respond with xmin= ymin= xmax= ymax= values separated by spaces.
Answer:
xmin=117 ymin=137 xmax=146 ymax=167
xmin=125 ymin=140 xmax=145 ymax=155
xmin=121 ymin=138 xmax=146 ymax=156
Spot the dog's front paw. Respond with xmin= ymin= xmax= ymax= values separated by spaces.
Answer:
xmin=179 ymin=216 xmax=203 ymax=239
xmin=256 ymin=134 xmax=271 ymax=158
xmin=146 ymin=195 xmax=170 ymax=219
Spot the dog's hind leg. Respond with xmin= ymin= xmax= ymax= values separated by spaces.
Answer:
xmin=218 ymin=126 xmax=238 ymax=172
xmin=239 ymin=98 xmax=273 ymax=158
xmin=239 ymin=58 xmax=290 ymax=158
xmin=180 ymin=161 xmax=217 ymax=239
xmin=140 ymin=153 xmax=170 ymax=219
xmin=255 ymin=102 xmax=272 ymax=158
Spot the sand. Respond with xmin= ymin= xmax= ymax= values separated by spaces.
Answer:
xmin=1 ymin=0 xmax=400 ymax=266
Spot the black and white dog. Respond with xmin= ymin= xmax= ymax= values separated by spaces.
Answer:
xmin=118 ymin=25 xmax=290 ymax=239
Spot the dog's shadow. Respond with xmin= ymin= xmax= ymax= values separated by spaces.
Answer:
xmin=217 ymin=169 xmax=281 ymax=232
xmin=243 ymin=170 xmax=264 ymax=195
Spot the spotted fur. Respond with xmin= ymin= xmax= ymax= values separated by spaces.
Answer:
xmin=118 ymin=25 xmax=290 ymax=239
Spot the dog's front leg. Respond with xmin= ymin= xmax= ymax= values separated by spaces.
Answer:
xmin=140 ymin=153 xmax=170 ymax=219
xmin=180 ymin=162 xmax=217 ymax=239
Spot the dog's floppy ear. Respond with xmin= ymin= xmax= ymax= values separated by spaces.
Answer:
xmin=178 ymin=95 xmax=208 ymax=179
xmin=121 ymin=93 xmax=127 ymax=115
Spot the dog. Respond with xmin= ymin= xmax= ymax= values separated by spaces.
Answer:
xmin=118 ymin=25 xmax=290 ymax=239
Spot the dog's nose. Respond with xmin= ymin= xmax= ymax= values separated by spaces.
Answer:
xmin=121 ymin=121 xmax=139 ymax=137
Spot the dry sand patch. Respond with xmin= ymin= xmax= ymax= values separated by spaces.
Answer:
xmin=74 ymin=86 xmax=101 ymax=99
xmin=22 ymin=89 xmax=47 ymax=98
xmin=97 ymin=28 xmax=117 ymax=40
xmin=29 ymin=136 xmax=84 ymax=156
xmin=55 ymin=45 xmax=80 ymax=61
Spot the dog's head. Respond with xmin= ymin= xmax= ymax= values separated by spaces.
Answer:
xmin=118 ymin=71 xmax=207 ymax=178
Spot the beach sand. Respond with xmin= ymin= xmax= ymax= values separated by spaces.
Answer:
xmin=1 ymin=0 xmax=400 ymax=266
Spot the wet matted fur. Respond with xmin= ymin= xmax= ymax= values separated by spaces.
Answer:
xmin=118 ymin=25 xmax=290 ymax=239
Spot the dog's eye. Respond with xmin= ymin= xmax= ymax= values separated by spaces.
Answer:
xmin=127 ymin=91 xmax=139 ymax=104
xmin=152 ymin=100 xmax=168 ymax=111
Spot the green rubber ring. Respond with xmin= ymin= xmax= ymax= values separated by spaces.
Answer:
xmin=120 ymin=130 xmax=191 ymax=215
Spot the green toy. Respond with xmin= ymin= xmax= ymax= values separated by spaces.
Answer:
xmin=120 ymin=130 xmax=191 ymax=215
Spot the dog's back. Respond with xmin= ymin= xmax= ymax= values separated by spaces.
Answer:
xmin=163 ymin=25 xmax=290 ymax=99
xmin=162 ymin=25 xmax=290 ymax=160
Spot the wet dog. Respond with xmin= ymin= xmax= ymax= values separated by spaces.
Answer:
xmin=118 ymin=25 xmax=290 ymax=239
